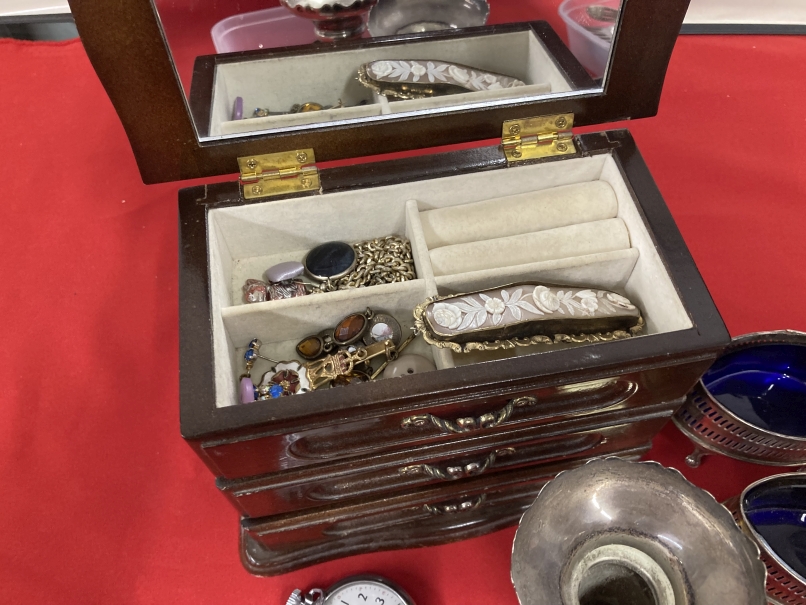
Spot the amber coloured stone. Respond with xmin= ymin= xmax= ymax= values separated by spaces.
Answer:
xmin=296 ymin=336 xmax=324 ymax=360
xmin=334 ymin=314 xmax=367 ymax=345
xmin=331 ymin=373 xmax=370 ymax=387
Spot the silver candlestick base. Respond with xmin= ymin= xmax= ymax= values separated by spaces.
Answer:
xmin=280 ymin=0 xmax=378 ymax=41
xmin=512 ymin=458 xmax=767 ymax=605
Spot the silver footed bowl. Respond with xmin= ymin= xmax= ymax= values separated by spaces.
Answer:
xmin=724 ymin=473 xmax=806 ymax=605
xmin=511 ymin=458 xmax=767 ymax=605
xmin=674 ymin=330 xmax=806 ymax=469
xmin=368 ymin=0 xmax=489 ymax=37
xmin=281 ymin=0 xmax=378 ymax=41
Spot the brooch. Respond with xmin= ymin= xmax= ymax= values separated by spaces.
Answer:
xmin=239 ymin=339 xmax=312 ymax=404
xmin=414 ymin=283 xmax=644 ymax=353
xmin=239 ymin=309 xmax=419 ymax=403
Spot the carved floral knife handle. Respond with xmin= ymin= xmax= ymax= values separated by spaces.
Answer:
xmin=414 ymin=283 xmax=644 ymax=354
xmin=358 ymin=60 xmax=526 ymax=99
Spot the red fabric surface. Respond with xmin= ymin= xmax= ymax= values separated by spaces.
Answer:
xmin=1 ymin=33 xmax=805 ymax=604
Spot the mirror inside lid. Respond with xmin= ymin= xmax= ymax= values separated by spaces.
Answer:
xmin=69 ymin=0 xmax=691 ymax=182
xmin=154 ymin=0 xmax=619 ymax=141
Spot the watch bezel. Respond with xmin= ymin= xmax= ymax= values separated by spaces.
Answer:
xmin=324 ymin=575 xmax=415 ymax=605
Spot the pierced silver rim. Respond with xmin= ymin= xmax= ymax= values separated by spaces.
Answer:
xmin=723 ymin=477 xmax=806 ymax=605
xmin=674 ymin=331 xmax=806 ymax=465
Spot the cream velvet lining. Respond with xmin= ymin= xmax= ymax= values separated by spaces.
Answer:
xmin=210 ymin=30 xmax=577 ymax=137
xmin=429 ymin=218 xmax=631 ymax=276
xmin=685 ymin=0 xmax=806 ymax=25
xmin=208 ymin=154 xmax=693 ymax=409
xmin=421 ymin=181 xmax=618 ymax=248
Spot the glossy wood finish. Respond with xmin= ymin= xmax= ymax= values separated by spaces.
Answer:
xmin=174 ymin=129 xmax=728 ymax=574
xmin=68 ymin=0 xmax=691 ymax=184
xmin=201 ymin=361 xmax=700 ymax=481
xmin=240 ymin=447 xmax=650 ymax=576
xmin=187 ymin=20 xmax=596 ymax=139
xmin=220 ymin=400 xmax=679 ymax=518
xmin=179 ymin=132 xmax=727 ymax=444
xmin=203 ymin=375 xmax=638 ymax=479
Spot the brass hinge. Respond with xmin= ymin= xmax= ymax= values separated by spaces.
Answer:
xmin=238 ymin=149 xmax=320 ymax=200
xmin=502 ymin=113 xmax=576 ymax=163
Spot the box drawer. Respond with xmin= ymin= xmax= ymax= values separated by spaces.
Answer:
xmin=219 ymin=399 xmax=678 ymax=517
xmin=199 ymin=361 xmax=700 ymax=480
xmin=240 ymin=445 xmax=650 ymax=576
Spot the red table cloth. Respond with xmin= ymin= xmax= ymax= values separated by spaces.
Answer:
xmin=1 ymin=30 xmax=805 ymax=605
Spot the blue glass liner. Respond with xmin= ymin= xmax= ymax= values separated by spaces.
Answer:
xmin=701 ymin=344 xmax=806 ymax=437
xmin=743 ymin=476 xmax=806 ymax=581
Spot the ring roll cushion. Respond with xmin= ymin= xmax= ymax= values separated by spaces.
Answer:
xmin=420 ymin=181 xmax=619 ymax=249
xmin=429 ymin=218 xmax=631 ymax=277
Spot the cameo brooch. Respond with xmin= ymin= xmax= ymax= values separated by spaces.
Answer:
xmin=414 ymin=283 xmax=644 ymax=353
xmin=358 ymin=60 xmax=525 ymax=99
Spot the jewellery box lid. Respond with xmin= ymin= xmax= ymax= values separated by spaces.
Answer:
xmin=67 ymin=0 xmax=691 ymax=185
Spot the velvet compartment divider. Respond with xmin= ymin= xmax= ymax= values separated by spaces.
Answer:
xmin=209 ymin=152 xmax=693 ymax=408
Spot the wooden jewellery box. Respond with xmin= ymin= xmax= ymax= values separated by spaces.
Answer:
xmin=69 ymin=0 xmax=729 ymax=576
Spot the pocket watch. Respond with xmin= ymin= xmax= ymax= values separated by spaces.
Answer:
xmin=287 ymin=575 xmax=414 ymax=605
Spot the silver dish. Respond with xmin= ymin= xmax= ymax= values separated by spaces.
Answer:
xmin=724 ymin=473 xmax=806 ymax=605
xmin=368 ymin=0 xmax=489 ymax=37
xmin=512 ymin=458 xmax=766 ymax=605
xmin=673 ymin=330 xmax=806 ymax=468
xmin=280 ymin=0 xmax=378 ymax=41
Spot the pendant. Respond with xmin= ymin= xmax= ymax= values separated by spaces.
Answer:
xmin=363 ymin=313 xmax=402 ymax=347
xmin=304 ymin=241 xmax=357 ymax=282
xmin=333 ymin=310 xmax=372 ymax=346
xmin=414 ymin=283 xmax=644 ymax=353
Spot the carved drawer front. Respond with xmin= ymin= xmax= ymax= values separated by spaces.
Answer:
xmin=202 ymin=364 xmax=700 ymax=480
xmin=219 ymin=401 xmax=677 ymax=518
xmin=202 ymin=362 xmax=704 ymax=481
xmin=240 ymin=444 xmax=650 ymax=577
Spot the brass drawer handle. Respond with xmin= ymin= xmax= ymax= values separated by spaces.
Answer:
xmin=402 ymin=396 xmax=538 ymax=434
xmin=400 ymin=448 xmax=516 ymax=481
xmin=424 ymin=494 xmax=487 ymax=515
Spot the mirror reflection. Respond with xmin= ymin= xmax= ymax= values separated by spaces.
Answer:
xmin=152 ymin=0 xmax=623 ymax=141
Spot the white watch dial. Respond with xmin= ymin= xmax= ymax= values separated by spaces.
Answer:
xmin=325 ymin=580 xmax=407 ymax=605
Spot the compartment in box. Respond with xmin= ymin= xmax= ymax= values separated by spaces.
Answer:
xmin=208 ymin=150 xmax=693 ymax=409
